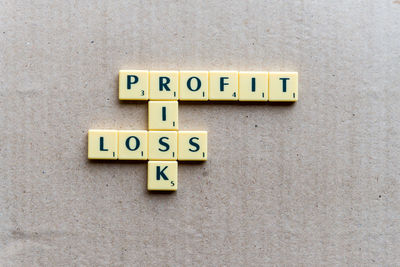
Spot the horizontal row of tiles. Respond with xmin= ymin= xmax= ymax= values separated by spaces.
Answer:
xmin=88 ymin=130 xmax=207 ymax=161
xmin=119 ymin=70 xmax=298 ymax=102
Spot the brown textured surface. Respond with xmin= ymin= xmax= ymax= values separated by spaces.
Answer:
xmin=1 ymin=0 xmax=400 ymax=265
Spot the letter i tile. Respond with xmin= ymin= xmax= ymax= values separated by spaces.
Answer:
xmin=148 ymin=101 xmax=178 ymax=130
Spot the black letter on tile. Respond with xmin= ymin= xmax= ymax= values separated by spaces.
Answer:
xmin=159 ymin=137 xmax=170 ymax=152
xmin=220 ymin=77 xmax=229 ymax=91
xmin=187 ymin=77 xmax=201 ymax=91
xmin=156 ymin=166 xmax=169 ymax=180
xmin=251 ymin=77 xmax=256 ymax=92
xmin=189 ymin=137 xmax=200 ymax=152
xmin=127 ymin=75 xmax=138 ymax=89
xmin=279 ymin=78 xmax=290 ymax=92
xmin=159 ymin=77 xmax=171 ymax=91
xmin=125 ymin=136 xmax=140 ymax=151
xmin=99 ymin=137 xmax=108 ymax=151
xmin=162 ymin=107 xmax=167 ymax=121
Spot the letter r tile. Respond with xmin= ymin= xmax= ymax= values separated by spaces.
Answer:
xmin=148 ymin=161 xmax=178 ymax=191
xmin=149 ymin=71 xmax=179 ymax=100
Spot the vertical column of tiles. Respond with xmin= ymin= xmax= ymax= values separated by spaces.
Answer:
xmin=148 ymin=101 xmax=178 ymax=130
xmin=269 ymin=72 xmax=298 ymax=102
xmin=209 ymin=71 xmax=238 ymax=101
xmin=148 ymin=70 xmax=178 ymax=190
xmin=149 ymin=71 xmax=179 ymax=100
xmin=179 ymin=71 xmax=209 ymax=100
xmin=88 ymin=129 xmax=118 ymax=159
xmin=178 ymin=131 xmax=207 ymax=161
xmin=148 ymin=161 xmax=178 ymax=191
xmin=148 ymin=131 xmax=178 ymax=160
xmin=119 ymin=70 xmax=149 ymax=100
xmin=118 ymin=130 xmax=148 ymax=160
xmin=239 ymin=72 xmax=268 ymax=101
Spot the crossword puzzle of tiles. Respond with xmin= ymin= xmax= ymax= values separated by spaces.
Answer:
xmin=88 ymin=70 xmax=298 ymax=191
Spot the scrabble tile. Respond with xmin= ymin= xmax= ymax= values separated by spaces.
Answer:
xmin=119 ymin=70 xmax=149 ymax=100
xmin=239 ymin=72 xmax=268 ymax=101
xmin=179 ymin=71 xmax=208 ymax=101
xmin=148 ymin=131 xmax=177 ymax=160
xmin=88 ymin=130 xmax=118 ymax=160
xmin=209 ymin=71 xmax=238 ymax=101
xmin=148 ymin=101 xmax=178 ymax=131
xmin=149 ymin=71 xmax=179 ymax=100
xmin=148 ymin=161 xmax=178 ymax=191
xmin=118 ymin=130 xmax=148 ymax=160
xmin=178 ymin=131 xmax=207 ymax=161
xmin=269 ymin=72 xmax=298 ymax=102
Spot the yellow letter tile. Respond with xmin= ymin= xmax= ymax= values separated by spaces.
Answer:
xmin=148 ymin=131 xmax=177 ymax=160
xmin=239 ymin=72 xmax=268 ymax=101
xmin=178 ymin=131 xmax=207 ymax=161
xmin=179 ymin=71 xmax=208 ymax=101
xmin=118 ymin=130 xmax=148 ymax=160
xmin=149 ymin=71 xmax=179 ymax=100
xmin=269 ymin=72 xmax=298 ymax=102
xmin=88 ymin=129 xmax=118 ymax=160
xmin=119 ymin=70 xmax=149 ymax=100
xmin=148 ymin=101 xmax=178 ymax=131
xmin=148 ymin=161 xmax=178 ymax=191
xmin=209 ymin=71 xmax=238 ymax=101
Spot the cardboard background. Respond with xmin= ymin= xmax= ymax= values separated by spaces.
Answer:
xmin=1 ymin=0 xmax=400 ymax=265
